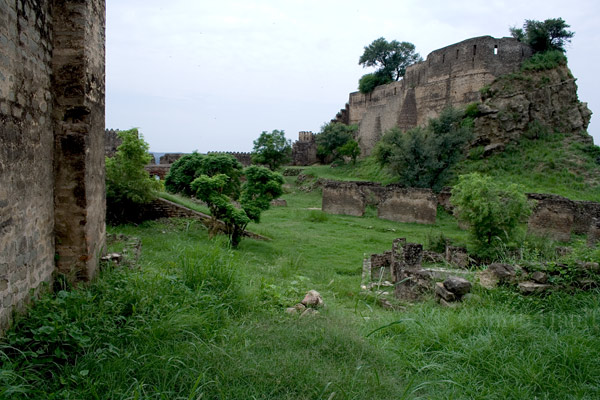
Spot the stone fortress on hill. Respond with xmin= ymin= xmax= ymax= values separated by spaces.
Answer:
xmin=333 ymin=36 xmax=533 ymax=155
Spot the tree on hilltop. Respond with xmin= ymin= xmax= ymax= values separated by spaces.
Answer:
xmin=359 ymin=38 xmax=422 ymax=83
xmin=510 ymin=18 xmax=574 ymax=54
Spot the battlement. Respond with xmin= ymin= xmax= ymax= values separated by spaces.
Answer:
xmin=207 ymin=151 xmax=253 ymax=166
xmin=298 ymin=131 xmax=315 ymax=142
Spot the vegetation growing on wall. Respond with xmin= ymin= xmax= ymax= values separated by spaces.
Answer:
xmin=105 ymin=128 xmax=161 ymax=223
xmin=510 ymin=18 xmax=574 ymax=54
xmin=373 ymin=107 xmax=473 ymax=191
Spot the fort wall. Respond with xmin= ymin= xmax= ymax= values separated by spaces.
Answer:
xmin=0 ymin=0 xmax=106 ymax=331
xmin=338 ymin=36 xmax=532 ymax=155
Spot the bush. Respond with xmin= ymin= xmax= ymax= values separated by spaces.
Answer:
xmin=521 ymin=50 xmax=567 ymax=71
xmin=451 ymin=173 xmax=532 ymax=259
xmin=358 ymin=72 xmax=392 ymax=94
xmin=105 ymin=129 xmax=160 ymax=222
xmin=164 ymin=152 xmax=204 ymax=196
xmin=374 ymin=107 xmax=473 ymax=191
xmin=315 ymin=122 xmax=358 ymax=163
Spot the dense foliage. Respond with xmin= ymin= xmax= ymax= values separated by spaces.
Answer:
xmin=510 ymin=18 xmax=574 ymax=54
xmin=105 ymin=128 xmax=160 ymax=222
xmin=191 ymin=154 xmax=283 ymax=247
xmin=451 ymin=172 xmax=532 ymax=259
xmin=358 ymin=37 xmax=422 ymax=82
xmin=374 ymin=107 xmax=473 ymax=191
xmin=251 ymin=130 xmax=292 ymax=170
xmin=315 ymin=122 xmax=358 ymax=163
xmin=164 ymin=151 xmax=204 ymax=196
xmin=358 ymin=71 xmax=393 ymax=94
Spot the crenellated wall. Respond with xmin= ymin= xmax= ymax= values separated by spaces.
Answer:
xmin=337 ymin=36 xmax=532 ymax=155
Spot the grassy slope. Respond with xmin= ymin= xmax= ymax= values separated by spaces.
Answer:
xmin=2 ymin=181 xmax=600 ymax=399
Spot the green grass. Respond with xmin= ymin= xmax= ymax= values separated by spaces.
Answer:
xmin=2 ymin=182 xmax=600 ymax=399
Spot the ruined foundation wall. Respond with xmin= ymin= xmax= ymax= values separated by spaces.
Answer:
xmin=343 ymin=36 xmax=531 ymax=155
xmin=0 ymin=0 xmax=56 ymax=330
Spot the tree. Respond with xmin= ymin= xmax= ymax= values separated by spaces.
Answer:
xmin=165 ymin=152 xmax=204 ymax=196
xmin=359 ymin=38 xmax=422 ymax=82
xmin=105 ymin=128 xmax=161 ymax=222
xmin=358 ymin=71 xmax=393 ymax=94
xmin=451 ymin=173 xmax=532 ymax=259
xmin=510 ymin=18 xmax=574 ymax=54
xmin=190 ymin=156 xmax=283 ymax=247
xmin=315 ymin=122 xmax=358 ymax=163
xmin=373 ymin=107 xmax=473 ymax=192
xmin=251 ymin=130 xmax=292 ymax=170
xmin=338 ymin=139 xmax=361 ymax=164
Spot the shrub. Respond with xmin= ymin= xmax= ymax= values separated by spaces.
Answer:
xmin=105 ymin=128 xmax=160 ymax=222
xmin=315 ymin=122 xmax=358 ymax=163
xmin=521 ymin=50 xmax=567 ymax=71
xmin=164 ymin=152 xmax=204 ymax=196
xmin=358 ymin=72 xmax=392 ymax=93
xmin=451 ymin=173 xmax=532 ymax=259
xmin=374 ymin=107 xmax=473 ymax=191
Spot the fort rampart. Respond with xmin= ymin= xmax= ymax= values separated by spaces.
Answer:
xmin=335 ymin=36 xmax=532 ymax=155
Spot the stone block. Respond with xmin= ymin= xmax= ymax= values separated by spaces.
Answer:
xmin=322 ymin=181 xmax=366 ymax=217
xmin=435 ymin=282 xmax=455 ymax=302
xmin=443 ymin=276 xmax=472 ymax=297
xmin=378 ymin=187 xmax=437 ymax=225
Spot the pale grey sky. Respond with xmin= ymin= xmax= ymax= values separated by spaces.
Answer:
xmin=106 ymin=0 xmax=599 ymax=152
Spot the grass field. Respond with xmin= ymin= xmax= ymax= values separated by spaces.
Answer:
xmin=2 ymin=176 xmax=600 ymax=399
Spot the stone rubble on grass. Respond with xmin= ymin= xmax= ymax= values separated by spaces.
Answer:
xmin=435 ymin=276 xmax=472 ymax=306
xmin=101 ymin=253 xmax=122 ymax=264
xmin=286 ymin=290 xmax=324 ymax=316
xmin=518 ymin=281 xmax=552 ymax=294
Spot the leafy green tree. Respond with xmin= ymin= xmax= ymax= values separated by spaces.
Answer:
xmin=190 ymin=158 xmax=283 ymax=247
xmin=165 ymin=152 xmax=204 ymax=196
xmin=358 ymin=71 xmax=393 ymax=94
xmin=510 ymin=18 xmax=574 ymax=54
xmin=251 ymin=130 xmax=292 ymax=170
xmin=105 ymin=128 xmax=161 ymax=222
xmin=315 ymin=122 xmax=358 ymax=163
xmin=374 ymin=107 xmax=473 ymax=191
xmin=338 ymin=139 xmax=361 ymax=164
xmin=451 ymin=173 xmax=532 ymax=259
xmin=359 ymin=38 xmax=422 ymax=82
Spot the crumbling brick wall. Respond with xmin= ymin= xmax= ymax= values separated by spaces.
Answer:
xmin=0 ymin=0 xmax=106 ymax=332
xmin=292 ymin=131 xmax=317 ymax=166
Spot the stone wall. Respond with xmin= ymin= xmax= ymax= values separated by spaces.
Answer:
xmin=208 ymin=151 xmax=252 ymax=167
xmin=292 ymin=131 xmax=317 ymax=166
xmin=321 ymin=180 xmax=437 ymax=224
xmin=0 ymin=0 xmax=105 ymax=331
xmin=335 ymin=36 xmax=532 ymax=155
xmin=145 ymin=164 xmax=170 ymax=179
xmin=105 ymin=128 xmax=121 ymax=157
xmin=159 ymin=152 xmax=184 ymax=165
xmin=527 ymin=193 xmax=600 ymax=242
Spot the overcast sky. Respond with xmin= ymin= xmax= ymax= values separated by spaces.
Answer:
xmin=106 ymin=0 xmax=599 ymax=152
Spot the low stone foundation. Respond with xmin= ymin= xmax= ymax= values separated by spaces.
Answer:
xmin=321 ymin=180 xmax=437 ymax=224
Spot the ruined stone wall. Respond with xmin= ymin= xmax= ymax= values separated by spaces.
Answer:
xmin=105 ymin=128 xmax=120 ymax=157
xmin=339 ymin=36 xmax=532 ymax=155
xmin=145 ymin=164 xmax=170 ymax=180
xmin=527 ymin=193 xmax=600 ymax=242
xmin=0 ymin=0 xmax=55 ymax=331
xmin=321 ymin=180 xmax=437 ymax=224
xmin=292 ymin=131 xmax=317 ymax=166
xmin=159 ymin=152 xmax=184 ymax=165
xmin=0 ymin=0 xmax=105 ymax=331
xmin=207 ymin=151 xmax=252 ymax=167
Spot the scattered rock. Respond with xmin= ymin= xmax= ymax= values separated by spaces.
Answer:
xmin=301 ymin=290 xmax=324 ymax=308
xmin=487 ymin=263 xmax=519 ymax=283
xmin=445 ymin=246 xmax=469 ymax=268
xmin=101 ymin=253 xmax=122 ymax=264
xmin=531 ymin=271 xmax=548 ymax=284
xmin=435 ymin=282 xmax=456 ymax=302
xmin=518 ymin=281 xmax=552 ymax=295
xmin=443 ymin=276 xmax=472 ymax=297
xmin=300 ymin=308 xmax=319 ymax=317
xmin=477 ymin=269 xmax=499 ymax=289
xmin=483 ymin=142 xmax=505 ymax=157
xmin=577 ymin=262 xmax=599 ymax=272
xmin=270 ymin=199 xmax=287 ymax=207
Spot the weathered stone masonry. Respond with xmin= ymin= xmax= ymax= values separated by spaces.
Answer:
xmin=334 ymin=36 xmax=532 ymax=155
xmin=0 ymin=0 xmax=106 ymax=331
